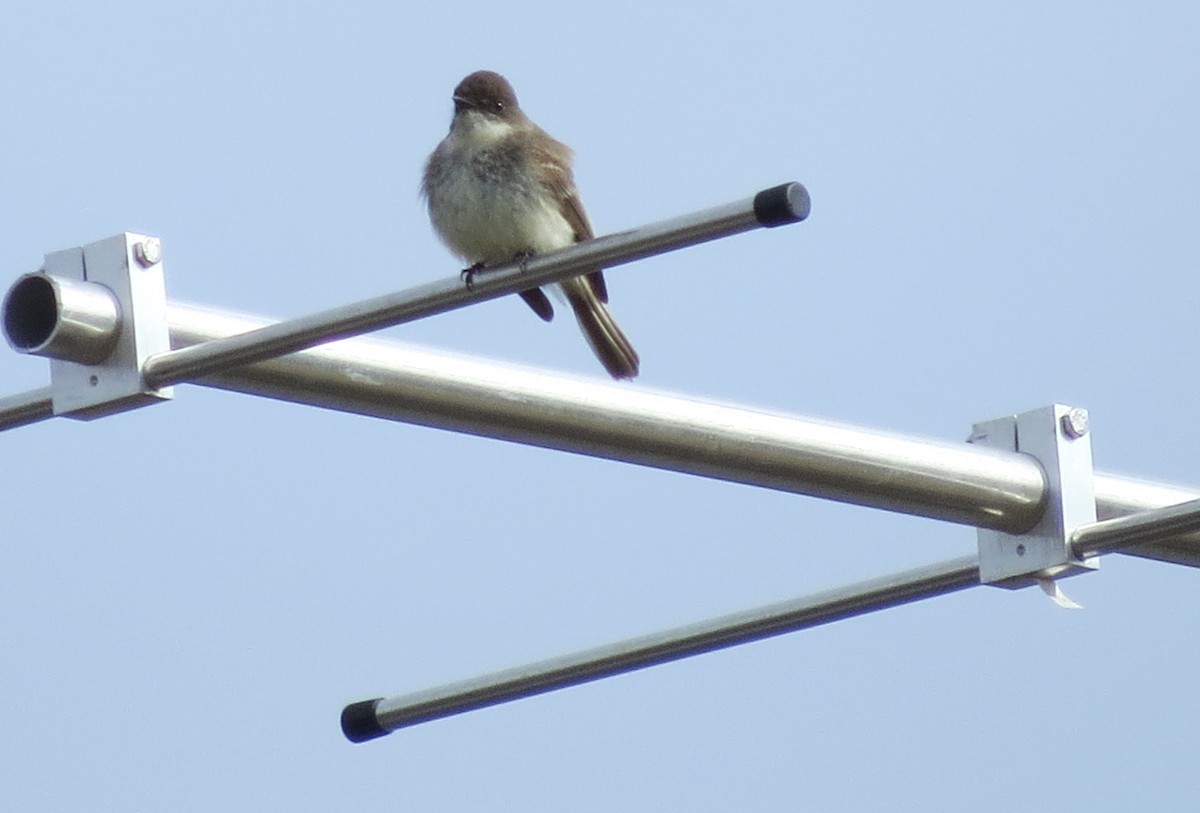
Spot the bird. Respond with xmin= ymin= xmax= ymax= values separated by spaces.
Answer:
xmin=421 ymin=70 xmax=639 ymax=380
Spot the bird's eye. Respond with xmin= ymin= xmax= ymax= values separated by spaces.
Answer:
xmin=493 ymin=100 xmax=504 ymax=112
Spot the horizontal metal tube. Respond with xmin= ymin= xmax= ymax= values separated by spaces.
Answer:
xmin=3 ymin=274 xmax=121 ymax=363
xmin=4 ymin=300 xmax=1200 ymax=564
xmin=341 ymin=555 xmax=982 ymax=740
xmin=169 ymin=307 xmax=1200 ymax=561
xmin=165 ymin=303 xmax=1047 ymax=532
xmin=141 ymin=183 xmax=810 ymax=389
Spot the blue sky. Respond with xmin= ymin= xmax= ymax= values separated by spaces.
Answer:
xmin=3 ymin=1 xmax=1199 ymax=809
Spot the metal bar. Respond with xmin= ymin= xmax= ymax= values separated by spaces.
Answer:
xmin=1092 ymin=476 xmax=1200 ymax=567
xmin=140 ymin=183 xmax=810 ymax=389
xmin=340 ymin=555 xmax=982 ymax=741
xmin=1072 ymin=497 xmax=1200 ymax=558
xmin=172 ymin=309 xmax=1200 ymax=563
xmin=6 ymin=302 xmax=1200 ymax=564
xmin=166 ymin=303 xmax=1047 ymax=533
xmin=0 ymin=386 xmax=53 ymax=431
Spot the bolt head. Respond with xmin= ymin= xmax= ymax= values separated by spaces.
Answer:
xmin=135 ymin=239 xmax=162 ymax=267
xmin=1061 ymin=407 xmax=1089 ymax=439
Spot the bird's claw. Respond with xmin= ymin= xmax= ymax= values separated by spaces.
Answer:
xmin=461 ymin=252 xmax=533 ymax=291
xmin=461 ymin=262 xmax=486 ymax=289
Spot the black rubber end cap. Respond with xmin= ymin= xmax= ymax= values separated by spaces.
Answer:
xmin=341 ymin=698 xmax=388 ymax=743
xmin=753 ymin=182 xmax=811 ymax=227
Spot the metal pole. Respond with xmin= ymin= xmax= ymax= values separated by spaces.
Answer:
xmin=341 ymin=555 xmax=982 ymax=741
xmin=4 ymin=301 xmax=1200 ymax=562
xmin=0 ymin=386 xmax=53 ymax=431
xmin=165 ymin=303 xmax=1046 ymax=532
xmin=140 ymin=183 xmax=810 ymax=389
xmin=162 ymin=307 xmax=1200 ymax=564
xmin=1092 ymin=476 xmax=1200 ymax=567
xmin=161 ymin=306 xmax=1200 ymax=566
xmin=1072 ymin=497 xmax=1200 ymax=558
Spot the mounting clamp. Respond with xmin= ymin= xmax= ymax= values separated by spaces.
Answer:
xmin=969 ymin=404 xmax=1099 ymax=587
xmin=2 ymin=233 xmax=172 ymax=419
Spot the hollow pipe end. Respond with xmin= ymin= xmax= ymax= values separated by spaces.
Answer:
xmin=3 ymin=273 xmax=61 ymax=354
xmin=2 ymin=273 xmax=121 ymax=363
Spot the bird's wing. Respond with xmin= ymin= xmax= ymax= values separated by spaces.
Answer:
xmin=533 ymin=132 xmax=609 ymax=303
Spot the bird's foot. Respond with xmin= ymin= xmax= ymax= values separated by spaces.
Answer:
xmin=460 ymin=262 xmax=486 ymax=289
xmin=512 ymin=250 xmax=534 ymax=273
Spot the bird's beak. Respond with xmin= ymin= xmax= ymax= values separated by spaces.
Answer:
xmin=452 ymin=95 xmax=470 ymax=114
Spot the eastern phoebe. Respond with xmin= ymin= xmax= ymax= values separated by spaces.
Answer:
xmin=422 ymin=70 xmax=640 ymax=380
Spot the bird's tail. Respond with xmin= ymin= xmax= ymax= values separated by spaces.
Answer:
xmin=562 ymin=276 xmax=639 ymax=380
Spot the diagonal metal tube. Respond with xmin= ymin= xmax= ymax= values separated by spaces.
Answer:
xmin=140 ymin=183 xmax=810 ymax=389
xmin=1072 ymin=497 xmax=1200 ymax=558
xmin=0 ymin=386 xmax=53 ymax=431
xmin=3 ymin=172 xmax=1199 ymax=563
xmin=341 ymin=556 xmax=982 ymax=741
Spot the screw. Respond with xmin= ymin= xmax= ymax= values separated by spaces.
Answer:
xmin=1016 ymin=543 xmax=1026 ymax=556
xmin=1061 ymin=408 xmax=1089 ymax=439
xmin=135 ymin=239 xmax=162 ymax=267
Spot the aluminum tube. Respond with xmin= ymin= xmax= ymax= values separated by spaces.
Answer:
xmin=2 ymin=274 xmax=121 ymax=363
xmin=0 ymin=386 xmax=53 ymax=431
xmin=172 ymin=306 xmax=1200 ymax=560
xmin=6 ymin=301 xmax=1200 ymax=563
xmin=141 ymin=183 xmax=810 ymax=389
xmin=1073 ymin=497 xmax=1200 ymax=559
xmin=341 ymin=555 xmax=982 ymax=740
xmin=1092 ymin=475 xmax=1200 ymax=567
xmin=166 ymin=303 xmax=1047 ymax=532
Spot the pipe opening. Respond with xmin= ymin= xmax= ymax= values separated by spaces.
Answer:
xmin=3 ymin=274 xmax=59 ymax=352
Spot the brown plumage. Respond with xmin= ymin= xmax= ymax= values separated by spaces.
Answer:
xmin=422 ymin=70 xmax=639 ymax=379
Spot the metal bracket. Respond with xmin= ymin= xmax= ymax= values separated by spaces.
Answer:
xmin=969 ymin=404 xmax=1099 ymax=587
xmin=43 ymin=233 xmax=173 ymax=419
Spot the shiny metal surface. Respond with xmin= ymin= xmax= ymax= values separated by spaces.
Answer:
xmin=141 ymin=186 xmax=807 ymax=389
xmin=974 ymin=406 xmax=1098 ymax=585
xmin=2 ymin=273 xmax=120 ymax=363
xmin=1093 ymin=475 xmax=1200 ymax=567
xmin=169 ymin=306 xmax=1200 ymax=562
xmin=1079 ymin=492 xmax=1200 ymax=561
xmin=3 ymin=297 xmax=1200 ymax=566
xmin=0 ymin=386 xmax=53 ymax=431
xmin=43 ymin=234 xmax=173 ymax=419
xmin=166 ymin=303 xmax=1046 ymax=532
xmin=358 ymin=555 xmax=982 ymax=736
